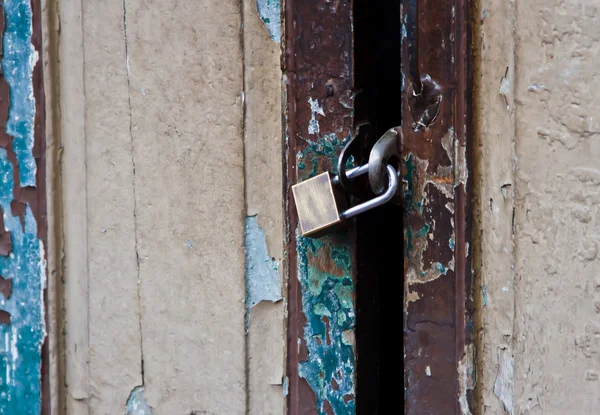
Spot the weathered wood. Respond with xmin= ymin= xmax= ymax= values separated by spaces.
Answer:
xmin=0 ymin=0 xmax=48 ymax=412
xmin=402 ymin=0 xmax=473 ymax=413
xmin=283 ymin=0 xmax=357 ymax=413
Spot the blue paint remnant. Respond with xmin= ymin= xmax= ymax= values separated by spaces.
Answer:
xmin=433 ymin=262 xmax=449 ymax=275
xmin=483 ymin=285 xmax=488 ymax=307
xmin=2 ymin=0 xmax=38 ymax=187
xmin=297 ymin=236 xmax=355 ymax=414
xmin=126 ymin=386 xmax=153 ymax=415
xmin=283 ymin=376 xmax=289 ymax=396
xmin=449 ymin=237 xmax=455 ymax=250
xmin=186 ymin=240 xmax=193 ymax=249
xmin=244 ymin=216 xmax=281 ymax=330
xmin=257 ymin=0 xmax=281 ymax=42
xmin=0 ymin=150 xmax=45 ymax=414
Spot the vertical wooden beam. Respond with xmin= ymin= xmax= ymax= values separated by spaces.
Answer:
xmin=283 ymin=0 xmax=357 ymax=413
xmin=0 ymin=0 xmax=48 ymax=412
xmin=402 ymin=0 xmax=473 ymax=413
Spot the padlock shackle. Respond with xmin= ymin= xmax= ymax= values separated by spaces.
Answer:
xmin=339 ymin=165 xmax=398 ymax=220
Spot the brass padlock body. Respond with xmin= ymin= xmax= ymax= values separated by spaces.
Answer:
xmin=291 ymin=172 xmax=348 ymax=238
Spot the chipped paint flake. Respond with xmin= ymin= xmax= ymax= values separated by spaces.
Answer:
xmin=257 ymin=0 xmax=281 ymax=42
xmin=2 ymin=0 xmax=38 ymax=187
xmin=126 ymin=386 xmax=153 ymax=415
xmin=494 ymin=348 xmax=514 ymax=414
xmin=244 ymin=216 xmax=281 ymax=330
xmin=458 ymin=344 xmax=475 ymax=415
xmin=308 ymin=98 xmax=325 ymax=136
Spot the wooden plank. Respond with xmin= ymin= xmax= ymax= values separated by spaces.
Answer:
xmin=402 ymin=0 xmax=474 ymax=413
xmin=283 ymin=0 xmax=357 ymax=413
xmin=0 ymin=0 xmax=48 ymax=412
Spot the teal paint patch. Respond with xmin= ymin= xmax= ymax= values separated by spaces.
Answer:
xmin=126 ymin=386 xmax=153 ymax=415
xmin=244 ymin=216 xmax=281 ymax=330
xmin=256 ymin=0 xmax=281 ymax=42
xmin=296 ymin=134 xmax=349 ymax=178
xmin=2 ymin=0 xmax=38 ymax=187
xmin=295 ymin=134 xmax=356 ymax=414
xmin=483 ymin=285 xmax=488 ymax=307
xmin=0 ymin=150 xmax=45 ymax=414
xmin=297 ymin=236 xmax=355 ymax=414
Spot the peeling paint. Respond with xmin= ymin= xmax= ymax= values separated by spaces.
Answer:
xmin=126 ymin=386 xmax=153 ymax=415
xmin=499 ymin=67 xmax=510 ymax=110
xmin=458 ymin=344 xmax=475 ymax=415
xmin=403 ymin=150 xmax=455 ymax=288
xmin=308 ymin=98 xmax=325 ymax=136
xmin=294 ymin=133 xmax=356 ymax=414
xmin=0 ymin=1 xmax=45 ymax=411
xmin=2 ymin=0 xmax=38 ymax=187
xmin=297 ymin=234 xmax=355 ymax=414
xmin=256 ymin=0 xmax=281 ymax=42
xmin=244 ymin=215 xmax=281 ymax=330
xmin=494 ymin=348 xmax=514 ymax=414
xmin=0 ymin=150 xmax=45 ymax=413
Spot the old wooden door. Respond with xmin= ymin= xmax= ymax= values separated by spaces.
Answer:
xmin=283 ymin=0 xmax=472 ymax=413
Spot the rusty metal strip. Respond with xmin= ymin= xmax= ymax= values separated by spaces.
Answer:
xmin=402 ymin=0 xmax=473 ymax=413
xmin=283 ymin=0 xmax=357 ymax=413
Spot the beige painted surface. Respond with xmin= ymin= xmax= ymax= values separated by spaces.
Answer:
xmin=82 ymin=0 xmax=144 ymax=413
xmin=476 ymin=0 xmax=600 ymax=413
xmin=473 ymin=0 xmax=517 ymax=413
xmin=50 ymin=0 xmax=269 ymax=412
xmin=125 ymin=0 xmax=247 ymax=413
xmin=243 ymin=2 xmax=285 ymax=415
xmin=514 ymin=0 xmax=600 ymax=413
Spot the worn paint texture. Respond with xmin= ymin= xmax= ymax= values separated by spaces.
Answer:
xmin=244 ymin=215 xmax=281 ymax=329
xmin=243 ymin=0 xmax=285 ymax=411
xmin=402 ymin=0 xmax=472 ymax=413
xmin=126 ymin=386 xmax=152 ymax=415
xmin=0 ymin=153 xmax=45 ymax=413
xmin=0 ymin=0 xmax=45 ymax=412
xmin=296 ymin=233 xmax=355 ymax=414
xmin=474 ymin=0 xmax=600 ymax=413
xmin=512 ymin=1 xmax=600 ymax=412
xmin=256 ymin=0 xmax=280 ymax=42
xmin=284 ymin=0 xmax=355 ymax=412
xmin=293 ymin=135 xmax=356 ymax=413
xmin=3 ymin=0 xmax=37 ymax=187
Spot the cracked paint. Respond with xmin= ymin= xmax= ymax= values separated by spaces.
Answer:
xmin=244 ymin=215 xmax=281 ymax=330
xmin=256 ymin=0 xmax=280 ymax=42
xmin=0 ymin=0 xmax=45 ymax=411
xmin=2 ymin=0 xmax=38 ymax=187
xmin=295 ymin=135 xmax=355 ymax=414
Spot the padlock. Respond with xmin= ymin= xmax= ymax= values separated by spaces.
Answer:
xmin=292 ymin=164 xmax=398 ymax=238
